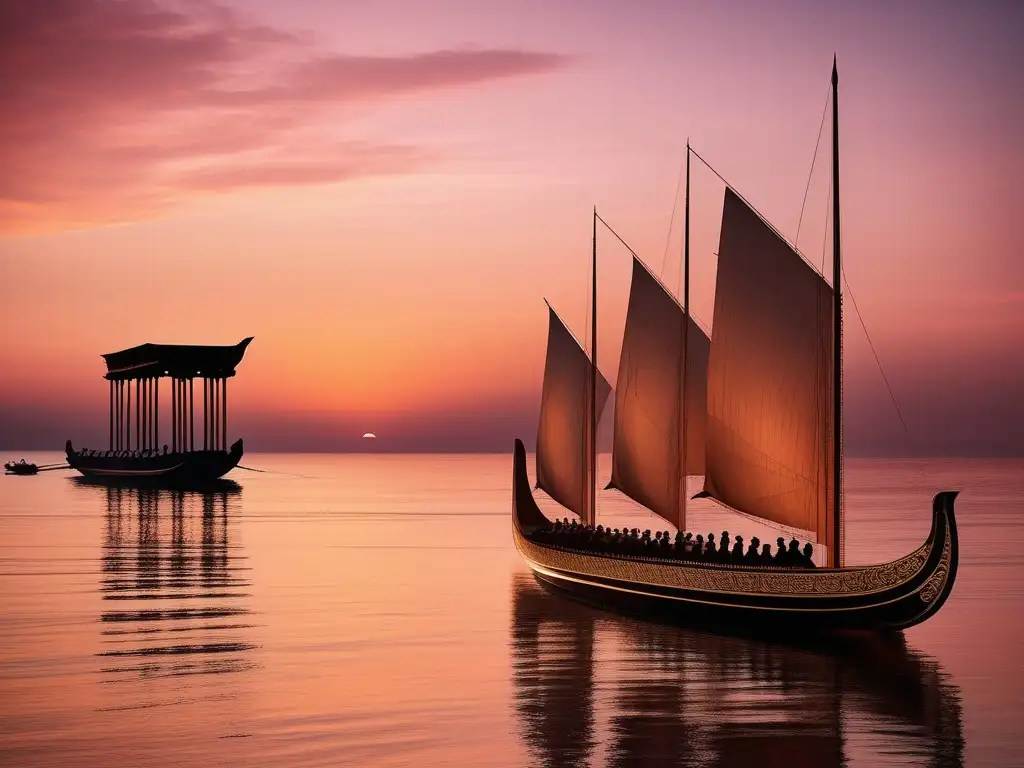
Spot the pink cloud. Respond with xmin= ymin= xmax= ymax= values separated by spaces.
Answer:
xmin=176 ymin=144 xmax=434 ymax=192
xmin=0 ymin=0 xmax=570 ymax=233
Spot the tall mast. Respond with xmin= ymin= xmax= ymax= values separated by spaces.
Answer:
xmin=679 ymin=143 xmax=691 ymax=530
xmin=831 ymin=57 xmax=843 ymax=568
xmin=589 ymin=207 xmax=598 ymax=527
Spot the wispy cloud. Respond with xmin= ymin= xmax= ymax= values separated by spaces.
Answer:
xmin=0 ymin=0 xmax=570 ymax=233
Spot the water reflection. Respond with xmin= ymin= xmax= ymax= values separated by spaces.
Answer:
xmin=97 ymin=481 xmax=257 ymax=680
xmin=511 ymin=574 xmax=963 ymax=768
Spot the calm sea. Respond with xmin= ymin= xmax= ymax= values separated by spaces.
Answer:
xmin=1 ymin=453 xmax=1021 ymax=767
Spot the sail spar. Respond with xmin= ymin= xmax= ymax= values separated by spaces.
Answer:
xmin=536 ymin=304 xmax=612 ymax=520
xmin=702 ymin=188 xmax=835 ymax=553
xmin=609 ymin=257 xmax=710 ymax=530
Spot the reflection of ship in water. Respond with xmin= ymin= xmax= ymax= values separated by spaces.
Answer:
xmin=511 ymin=574 xmax=963 ymax=768
xmin=98 ymin=481 xmax=257 ymax=679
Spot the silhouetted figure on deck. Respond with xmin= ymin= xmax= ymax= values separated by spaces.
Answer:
xmin=718 ymin=531 xmax=730 ymax=562
xmin=744 ymin=537 xmax=760 ymax=563
xmin=704 ymin=533 xmax=716 ymax=559
xmin=788 ymin=538 xmax=801 ymax=564
xmin=760 ymin=543 xmax=773 ymax=564
xmin=692 ymin=535 xmax=704 ymax=561
xmin=803 ymin=542 xmax=816 ymax=568
xmin=774 ymin=537 xmax=789 ymax=566
xmin=731 ymin=535 xmax=744 ymax=562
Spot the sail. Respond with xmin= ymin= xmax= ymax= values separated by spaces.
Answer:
xmin=536 ymin=305 xmax=612 ymax=519
xmin=702 ymin=188 xmax=834 ymax=552
xmin=609 ymin=257 xmax=710 ymax=530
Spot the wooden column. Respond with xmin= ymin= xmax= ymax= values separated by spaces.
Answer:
xmin=222 ymin=377 xmax=228 ymax=452
xmin=171 ymin=379 xmax=177 ymax=452
xmin=127 ymin=378 xmax=132 ymax=451
xmin=210 ymin=378 xmax=216 ymax=450
xmin=109 ymin=380 xmax=114 ymax=450
xmin=178 ymin=378 xmax=184 ymax=452
xmin=211 ymin=378 xmax=216 ymax=451
xmin=210 ymin=378 xmax=215 ymax=450
xmin=203 ymin=378 xmax=208 ymax=451
xmin=214 ymin=378 xmax=220 ymax=450
xmin=179 ymin=379 xmax=185 ymax=452
xmin=155 ymin=377 xmax=159 ymax=451
xmin=135 ymin=379 xmax=140 ymax=452
xmin=141 ymin=378 xmax=147 ymax=451
xmin=180 ymin=378 xmax=185 ymax=452
xmin=209 ymin=378 xmax=214 ymax=450
xmin=189 ymin=378 xmax=195 ymax=452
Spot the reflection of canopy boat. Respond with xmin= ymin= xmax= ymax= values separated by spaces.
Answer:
xmin=66 ymin=338 xmax=252 ymax=486
xmin=511 ymin=573 xmax=964 ymax=768
xmin=97 ymin=482 xmax=256 ymax=680
xmin=511 ymin=61 xmax=959 ymax=631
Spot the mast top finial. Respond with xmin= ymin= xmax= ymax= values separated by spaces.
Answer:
xmin=832 ymin=55 xmax=838 ymax=85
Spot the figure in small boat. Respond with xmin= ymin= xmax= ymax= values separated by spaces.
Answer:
xmin=4 ymin=459 xmax=39 ymax=475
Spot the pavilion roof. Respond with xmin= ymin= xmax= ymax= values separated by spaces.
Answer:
xmin=101 ymin=337 xmax=253 ymax=380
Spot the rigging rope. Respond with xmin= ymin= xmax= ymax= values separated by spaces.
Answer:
xmin=236 ymin=465 xmax=322 ymax=479
xmin=659 ymin=163 xmax=684 ymax=279
xmin=841 ymin=270 xmax=910 ymax=438
xmin=796 ymin=86 xmax=832 ymax=249
xmin=687 ymin=147 xmax=829 ymax=282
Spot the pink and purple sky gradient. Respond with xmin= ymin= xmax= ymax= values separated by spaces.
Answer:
xmin=1 ymin=0 xmax=1021 ymax=454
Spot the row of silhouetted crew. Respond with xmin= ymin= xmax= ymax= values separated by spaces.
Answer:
xmin=531 ymin=519 xmax=817 ymax=567
xmin=74 ymin=446 xmax=220 ymax=458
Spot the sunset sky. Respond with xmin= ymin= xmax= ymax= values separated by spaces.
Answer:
xmin=1 ymin=0 xmax=1020 ymax=454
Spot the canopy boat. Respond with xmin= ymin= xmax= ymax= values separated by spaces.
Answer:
xmin=4 ymin=459 xmax=39 ymax=475
xmin=511 ymin=60 xmax=959 ymax=632
xmin=66 ymin=338 xmax=252 ymax=486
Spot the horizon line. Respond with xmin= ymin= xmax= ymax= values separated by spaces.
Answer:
xmin=3 ymin=448 xmax=1023 ymax=460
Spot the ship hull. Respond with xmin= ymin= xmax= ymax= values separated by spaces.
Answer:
xmin=66 ymin=439 xmax=243 ymax=487
xmin=511 ymin=438 xmax=958 ymax=632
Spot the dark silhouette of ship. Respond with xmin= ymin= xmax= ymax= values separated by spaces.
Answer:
xmin=66 ymin=338 xmax=252 ymax=486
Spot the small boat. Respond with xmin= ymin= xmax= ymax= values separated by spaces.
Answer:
xmin=4 ymin=459 xmax=39 ymax=475
xmin=66 ymin=338 xmax=252 ymax=486
xmin=511 ymin=59 xmax=959 ymax=632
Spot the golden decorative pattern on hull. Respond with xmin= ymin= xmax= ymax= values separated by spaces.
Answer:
xmin=918 ymin=535 xmax=952 ymax=604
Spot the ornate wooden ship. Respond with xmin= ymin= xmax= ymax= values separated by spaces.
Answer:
xmin=511 ymin=61 xmax=959 ymax=632
xmin=66 ymin=338 xmax=252 ymax=486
